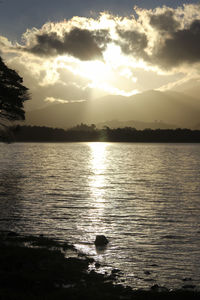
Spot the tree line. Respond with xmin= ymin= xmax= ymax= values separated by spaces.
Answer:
xmin=12 ymin=124 xmax=200 ymax=143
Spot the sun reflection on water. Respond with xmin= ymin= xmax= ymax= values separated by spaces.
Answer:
xmin=89 ymin=142 xmax=109 ymax=205
xmin=75 ymin=143 xmax=110 ymax=255
xmin=89 ymin=142 xmax=108 ymax=171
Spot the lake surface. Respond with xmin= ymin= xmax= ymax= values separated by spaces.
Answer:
xmin=0 ymin=142 xmax=200 ymax=290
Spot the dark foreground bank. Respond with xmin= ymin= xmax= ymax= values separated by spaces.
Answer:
xmin=0 ymin=232 xmax=199 ymax=300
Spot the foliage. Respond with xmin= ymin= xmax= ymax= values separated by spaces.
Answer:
xmin=12 ymin=125 xmax=200 ymax=143
xmin=0 ymin=56 xmax=30 ymax=124
xmin=70 ymin=123 xmax=96 ymax=131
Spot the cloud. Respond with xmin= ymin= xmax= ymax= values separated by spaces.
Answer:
xmin=1 ymin=3 xmax=200 ymax=113
xmin=45 ymin=97 xmax=69 ymax=104
xmin=116 ymin=29 xmax=148 ymax=60
xmin=112 ymin=4 xmax=200 ymax=70
xmin=24 ymin=27 xmax=110 ymax=61
xmin=9 ymin=4 xmax=200 ymax=70
xmin=6 ymin=54 xmax=92 ymax=110
xmin=0 ymin=36 xmax=13 ymax=55
xmin=153 ymin=19 xmax=200 ymax=68
xmin=45 ymin=96 xmax=86 ymax=104
xmin=0 ymin=36 xmax=11 ymax=48
xmin=149 ymin=10 xmax=180 ymax=33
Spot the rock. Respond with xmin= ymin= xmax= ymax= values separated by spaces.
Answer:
xmin=95 ymin=262 xmax=101 ymax=268
xmin=94 ymin=235 xmax=109 ymax=247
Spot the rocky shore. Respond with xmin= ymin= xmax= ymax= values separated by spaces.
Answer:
xmin=0 ymin=231 xmax=199 ymax=300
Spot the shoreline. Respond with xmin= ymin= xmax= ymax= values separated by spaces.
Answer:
xmin=0 ymin=232 xmax=199 ymax=299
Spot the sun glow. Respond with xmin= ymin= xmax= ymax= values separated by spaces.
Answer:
xmin=53 ymin=43 xmax=141 ymax=96
xmin=55 ymin=43 xmax=133 ymax=82
xmin=79 ymin=60 xmax=111 ymax=81
xmin=103 ymin=43 xmax=122 ymax=67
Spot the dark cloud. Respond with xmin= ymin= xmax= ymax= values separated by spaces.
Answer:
xmin=31 ymin=32 xmax=62 ymax=56
xmin=27 ymin=27 xmax=110 ymax=61
xmin=150 ymin=10 xmax=180 ymax=33
xmin=117 ymin=29 xmax=148 ymax=59
xmin=116 ymin=18 xmax=200 ymax=70
xmin=154 ymin=19 xmax=200 ymax=68
xmin=93 ymin=29 xmax=111 ymax=50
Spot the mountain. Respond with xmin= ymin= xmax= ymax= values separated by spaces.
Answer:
xmin=171 ymin=78 xmax=200 ymax=100
xmin=25 ymin=90 xmax=200 ymax=129
xmin=25 ymin=101 xmax=88 ymax=129
xmin=96 ymin=120 xmax=176 ymax=130
xmin=194 ymin=123 xmax=200 ymax=130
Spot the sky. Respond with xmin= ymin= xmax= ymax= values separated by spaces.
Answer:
xmin=0 ymin=0 xmax=200 ymax=110
xmin=1 ymin=1 xmax=199 ymax=40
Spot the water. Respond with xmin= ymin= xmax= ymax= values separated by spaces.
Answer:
xmin=0 ymin=142 xmax=200 ymax=290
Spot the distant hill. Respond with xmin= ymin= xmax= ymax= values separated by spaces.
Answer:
xmin=25 ymin=89 xmax=200 ymax=129
xmin=96 ymin=120 xmax=176 ymax=130
xmin=194 ymin=123 xmax=200 ymax=130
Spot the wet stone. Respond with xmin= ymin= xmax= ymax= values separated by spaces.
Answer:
xmin=95 ymin=262 xmax=101 ymax=268
xmin=94 ymin=235 xmax=109 ymax=247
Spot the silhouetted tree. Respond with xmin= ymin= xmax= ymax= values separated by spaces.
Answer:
xmin=0 ymin=56 xmax=30 ymax=141
xmin=0 ymin=57 xmax=30 ymax=122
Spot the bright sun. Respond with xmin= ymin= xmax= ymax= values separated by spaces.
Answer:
xmin=80 ymin=60 xmax=110 ymax=81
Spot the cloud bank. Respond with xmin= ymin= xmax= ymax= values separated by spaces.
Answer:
xmin=26 ymin=28 xmax=110 ymax=61
xmin=14 ymin=4 xmax=200 ymax=69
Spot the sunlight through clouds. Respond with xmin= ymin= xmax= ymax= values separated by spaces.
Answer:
xmin=1 ymin=3 xmax=200 ymax=110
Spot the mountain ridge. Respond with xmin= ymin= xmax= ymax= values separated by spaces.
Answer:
xmin=25 ymin=89 xmax=200 ymax=129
